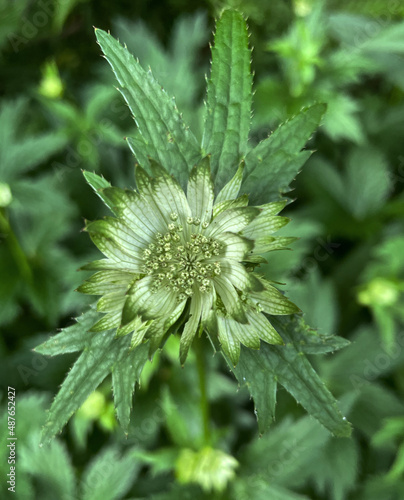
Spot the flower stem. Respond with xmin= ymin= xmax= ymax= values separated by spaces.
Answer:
xmin=195 ymin=332 xmax=211 ymax=445
xmin=0 ymin=209 xmax=32 ymax=284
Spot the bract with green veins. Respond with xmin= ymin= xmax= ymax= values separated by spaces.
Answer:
xmin=79 ymin=157 xmax=299 ymax=365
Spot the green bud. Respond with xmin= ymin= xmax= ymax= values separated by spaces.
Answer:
xmin=0 ymin=183 xmax=12 ymax=207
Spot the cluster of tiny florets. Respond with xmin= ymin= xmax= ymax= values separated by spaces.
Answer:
xmin=141 ymin=213 xmax=224 ymax=299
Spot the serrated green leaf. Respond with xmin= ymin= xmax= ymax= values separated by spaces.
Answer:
xmin=322 ymin=92 xmax=364 ymax=143
xmin=95 ymin=29 xmax=201 ymax=186
xmin=295 ymin=332 xmax=350 ymax=355
xmin=161 ymin=386 xmax=198 ymax=448
xmin=83 ymin=171 xmax=118 ymax=214
xmin=41 ymin=331 xmax=131 ymax=443
xmin=114 ymin=13 xmax=208 ymax=138
xmin=361 ymin=21 xmax=404 ymax=54
xmin=19 ymin=440 xmax=76 ymax=500
xmin=126 ymin=135 xmax=152 ymax=169
xmin=257 ymin=103 xmax=325 ymax=154
xmin=232 ymin=350 xmax=277 ymax=433
xmin=322 ymin=326 xmax=404 ymax=394
xmin=228 ymin=317 xmax=352 ymax=436
xmin=238 ymin=415 xmax=330 ymax=490
xmin=34 ymin=307 xmax=101 ymax=356
xmin=0 ymin=98 xmax=67 ymax=181
xmin=81 ymin=446 xmax=140 ymax=500
xmin=344 ymin=146 xmax=391 ymax=219
xmin=4 ymin=133 xmax=67 ymax=180
xmin=83 ymin=170 xmax=111 ymax=192
xmin=241 ymin=103 xmax=326 ymax=204
xmin=308 ymin=146 xmax=392 ymax=220
xmin=202 ymin=10 xmax=252 ymax=192
xmin=313 ymin=438 xmax=359 ymax=500
xmin=112 ymin=342 xmax=150 ymax=432
xmin=349 ymin=383 xmax=404 ymax=439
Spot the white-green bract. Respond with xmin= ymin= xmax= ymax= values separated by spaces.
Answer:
xmin=79 ymin=157 xmax=299 ymax=365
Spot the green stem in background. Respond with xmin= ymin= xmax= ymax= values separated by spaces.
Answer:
xmin=0 ymin=209 xmax=33 ymax=284
xmin=195 ymin=332 xmax=211 ymax=445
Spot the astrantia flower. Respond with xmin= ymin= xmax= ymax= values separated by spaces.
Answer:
xmin=78 ymin=157 xmax=299 ymax=365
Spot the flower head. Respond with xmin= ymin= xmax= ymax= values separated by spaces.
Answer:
xmin=79 ymin=157 xmax=299 ymax=364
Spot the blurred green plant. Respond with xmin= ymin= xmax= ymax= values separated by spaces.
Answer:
xmin=252 ymin=0 xmax=404 ymax=144
xmin=0 ymin=98 xmax=82 ymax=327
xmin=113 ymin=12 xmax=208 ymax=140
xmin=35 ymin=9 xmax=350 ymax=478
xmin=358 ymin=235 xmax=404 ymax=350
xmin=0 ymin=393 xmax=141 ymax=500
xmin=1 ymin=0 xmax=404 ymax=498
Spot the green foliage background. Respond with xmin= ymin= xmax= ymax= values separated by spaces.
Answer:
xmin=1 ymin=0 xmax=404 ymax=498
